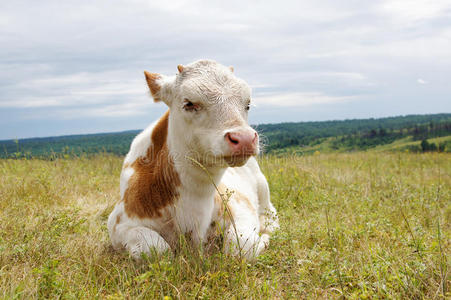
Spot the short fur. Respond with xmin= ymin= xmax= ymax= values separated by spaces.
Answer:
xmin=108 ymin=60 xmax=278 ymax=260
xmin=123 ymin=111 xmax=181 ymax=219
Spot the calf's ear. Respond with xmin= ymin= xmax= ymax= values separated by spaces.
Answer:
xmin=144 ymin=71 xmax=175 ymax=106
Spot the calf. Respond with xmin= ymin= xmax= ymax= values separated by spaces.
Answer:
xmin=107 ymin=60 xmax=278 ymax=260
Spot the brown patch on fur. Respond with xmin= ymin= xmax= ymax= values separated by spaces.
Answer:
xmin=214 ymin=184 xmax=229 ymax=219
xmin=214 ymin=185 xmax=256 ymax=220
xmin=215 ymin=183 xmax=257 ymax=218
xmin=123 ymin=110 xmax=181 ymax=219
xmin=144 ymin=71 xmax=162 ymax=102
xmin=234 ymin=190 xmax=256 ymax=215
xmin=113 ymin=214 xmax=121 ymax=233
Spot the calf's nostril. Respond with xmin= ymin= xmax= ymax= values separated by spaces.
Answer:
xmin=226 ymin=133 xmax=240 ymax=145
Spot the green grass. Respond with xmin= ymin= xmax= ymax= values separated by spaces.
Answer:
xmin=0 ymin=153 xmax=450 ymax=298
xmin=268 ymin=135 xmax=451 ymax=156
xmin=371 ymin=135 xmax=451 ymax=152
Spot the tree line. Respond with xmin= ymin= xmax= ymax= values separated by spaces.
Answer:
xmin=1 ymin=113 xmax=450 ymax=159
xmin=257 ymin=113 xmax=451 ymax=152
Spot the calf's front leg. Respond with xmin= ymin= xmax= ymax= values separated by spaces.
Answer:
xmin=120 ymin=226 xmax=170 ymax=260
xmin=108 ymin=206 xmax=170 ymax=260
xmin=222 ymin=204 xmax=268 ymax=260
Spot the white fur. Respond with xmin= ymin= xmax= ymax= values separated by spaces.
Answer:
xmin=216 ymin=158 xmax=279 ymax=259
xmin=119 ymin=167 xmax=134 ymax=200
xmin=107 ymin=60 xmax=278 ymax=260
xmin=123 ymin=121 xmax=157 ymax=165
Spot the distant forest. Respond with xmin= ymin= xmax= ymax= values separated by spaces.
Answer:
xmin=1 ymin=113 xmax=450 ymax=159
xmin=257 ymin=113 xmax=451 ymax=153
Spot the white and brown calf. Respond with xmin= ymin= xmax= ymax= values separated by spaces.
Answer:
xmin=107 ymin=60 xmax=278 ymax=260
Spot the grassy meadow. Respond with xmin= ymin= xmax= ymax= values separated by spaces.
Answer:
xmin=0 ymin=152 xmax=450 ymax=298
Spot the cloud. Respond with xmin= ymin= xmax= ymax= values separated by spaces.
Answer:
xmin=53 ymin=102 xmax=151 ymax=120
xmin=379 ymin=0 xmax=451 ymax=23
xmin=0 ymin=0 xmax=451 ymax=139
xmin=417 ymin=78 xmax=427 ymax=84
xmin=0 ymin=71 xmax=148 ymax=109
xmin=254 ymin=92 xmax=356 ymax=107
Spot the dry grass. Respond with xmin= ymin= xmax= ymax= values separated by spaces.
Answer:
xmin=0 ymin=152 xmax=449 ymax=298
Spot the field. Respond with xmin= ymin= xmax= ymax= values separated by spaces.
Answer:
xmin=0 ymin=153 xmax=450 ymax=298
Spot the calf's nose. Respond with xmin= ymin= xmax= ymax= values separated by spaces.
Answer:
xmin=225 ymin=130 xmax=258 ymax=155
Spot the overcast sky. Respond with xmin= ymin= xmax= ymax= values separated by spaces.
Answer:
xmin=1 ymin=0 xmax=450 ymax=140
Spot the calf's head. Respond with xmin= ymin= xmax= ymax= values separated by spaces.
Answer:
xmin=144 ymin=59 xmax=258 ymax=167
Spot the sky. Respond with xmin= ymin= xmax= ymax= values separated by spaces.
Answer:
xmin=1 ymin=0 xmax=451 ymax=140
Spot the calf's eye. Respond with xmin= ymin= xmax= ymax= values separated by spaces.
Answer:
xmin=246 ymin=103 xmax=251 ymax=111
xmin=183 ymin=99 xmax=200 ymax=112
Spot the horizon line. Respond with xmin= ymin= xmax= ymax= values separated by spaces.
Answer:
xmin=2 ymin=112 xmax=450 ymax=142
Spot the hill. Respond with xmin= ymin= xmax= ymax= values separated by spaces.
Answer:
xmin=1 ymin=113 xmax=451 ymax=158
xmin=257 ymin=113 xmax=451 ymax=154
xmin=0 ymin=130 xmax=140 ymax=159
